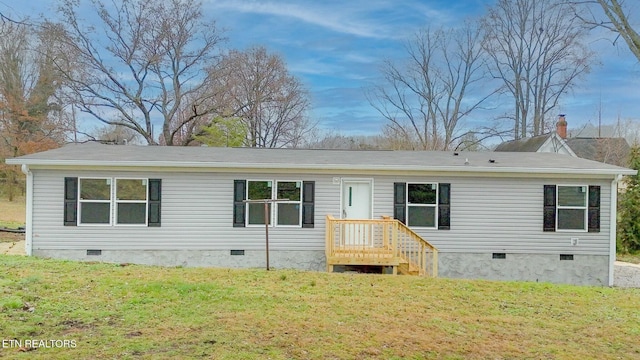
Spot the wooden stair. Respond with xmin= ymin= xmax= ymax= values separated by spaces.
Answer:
xmin=397 ymin=260 xmax=421 ymax=276
xmin=325 ymin=215 xmax=438 ymax=277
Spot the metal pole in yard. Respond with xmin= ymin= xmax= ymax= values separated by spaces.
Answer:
xmin=243 ymin=198 xmax=288 ymax=271
xmin=264 ymin=202 xmax=270 ymax=271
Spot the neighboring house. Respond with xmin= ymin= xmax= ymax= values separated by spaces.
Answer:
xmin=495 ymin=115 xmax=631 ymax=167
xmin=7 ymin=142 xmax=636 ymax=286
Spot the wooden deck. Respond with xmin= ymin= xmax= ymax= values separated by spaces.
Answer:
xmin=325 ymin=215 xmax=438 ymax=277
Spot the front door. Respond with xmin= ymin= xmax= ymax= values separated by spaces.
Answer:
xmin=341 ymin=180 xmax=373 ymax=246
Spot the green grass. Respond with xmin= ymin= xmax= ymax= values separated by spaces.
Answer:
xmin=617 ymin=252 xmax=640 ymax=264
xmin=0 ymin=198 xmax=26 ymax=243
xmin=0 ymin=256 xmax=639 ymax=359
xmin=0 ymin=220 xmax=24 ymax=229
xmin=0 ymin=197 xmax=26 ymax=224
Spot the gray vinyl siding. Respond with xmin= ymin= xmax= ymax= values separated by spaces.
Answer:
xmin=30 ymin=169 xmax=612 ymax=256
xmin=372 ymin=176 xmax=612 ymax=255
xmin=31 ymin=170 xmax=339 ymax=251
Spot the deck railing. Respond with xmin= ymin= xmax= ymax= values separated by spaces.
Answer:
xmin=325 ymin=215 xmax=438 ymax=277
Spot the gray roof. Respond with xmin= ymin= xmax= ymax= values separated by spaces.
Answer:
xmin=6 ymin=142 xmax=636 ymax=176
xmin=565 ymin=137 xmax=631 ymax=166
xmin=494 ymin=134 xmax=551 ymax=152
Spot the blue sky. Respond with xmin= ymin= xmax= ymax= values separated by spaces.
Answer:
xmin=5 ymin=0 xmax=640 ymax=139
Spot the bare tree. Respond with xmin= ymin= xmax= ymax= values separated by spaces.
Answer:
xmin=55 ymin=0 xmax=224 ymax=145
xmin=369 ymin=22 xmax=495 ymax=150
xmin=573 ymin=0 xmax=640 ymax=62
xmin=483 ymin=0 xmax=594 ymax=139
xmin=0 ymin=21 xmax=67 ymax=200
xmin=211 ymin=46 xmax=313 ymax=148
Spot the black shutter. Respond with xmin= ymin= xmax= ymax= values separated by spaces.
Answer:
xmin=588 ymin=185 xmax=600 ymax=233
xmin=148 ymin=179 xmax=162 ymax=227
xmin=64 ymin=177 xmax=78 ymax=226
xmin=543 ymin=185 xmax=556 ymax=232
xmin=233 ymin=180 xmax=246 ymax=227
xmin=438 ymin=183 xmax=451 ymax=230
xmin=302 ymin=181 xmax=315 ymax=228
xmin=393 ymin=182 xmax=406 ymax=224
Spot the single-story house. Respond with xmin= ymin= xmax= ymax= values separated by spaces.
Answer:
xmin=7 ymin=142 xmax=636 ymax=286
xmin=495 ymin=115 xmax=631 ymax=167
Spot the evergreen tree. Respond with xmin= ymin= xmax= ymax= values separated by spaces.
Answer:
xmin=618 ymin=145 xmax=640 ymax=252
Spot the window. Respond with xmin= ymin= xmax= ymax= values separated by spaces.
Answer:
xmin=407 ymin=183 xmax=437 ymax=228
xmin=68 ymin=177 xmax=159 ymax=226
xmin=116 ymin=179 xmax=148 ymax=225
xmin=276 ymin=181 xmax=302 ymax=226
xmin=247 ymin=180 xmax=273 ymax=225
xmin=79 ymin=178 xmax=112 ymax=224
xmin=245 ymin=180 xmax=302 ymax=226
xmin=543 ymin=185 xmax=599 ymax=232
xmin=557 ymin=186 xmax=587 ymax=231
xmin=394 ymin=182 xmax=450 ymax=230
xmin=234 ymin=180 xmax=314 ymax=228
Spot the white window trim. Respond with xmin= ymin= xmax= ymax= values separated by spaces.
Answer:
xmin=556 ymin=184 xmax=588 ymax=232
xmin=275 ymin=180 xmax=303 ymax=227
xmin=78 ymin=177 xmax=113 ymax=226
xmin=115 ymin=178 xmax=149 ymax=226
xmin=406 ymin=182 xmax=438 ymax=229
xmin=245 ymin=179 xmax=304 ymax=227
xmin=77 ymin=177 xmax=149 ymax=227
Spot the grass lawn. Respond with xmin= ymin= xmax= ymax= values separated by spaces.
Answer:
xmin=0 ymin=196 xmax=26 ymax=228
xmin=0 ymin=197 xmax=26 ymax=244
xmin=0 ymin=256 xmax=639 ymax=359
xmin=617 ymin=252 xmax=640 ymax=264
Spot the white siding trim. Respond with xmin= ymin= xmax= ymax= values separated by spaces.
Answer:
xmin=21 ymin=165 xmax=33 ymax=256
xmin=609 ymin=175 xmax=621 ymax=286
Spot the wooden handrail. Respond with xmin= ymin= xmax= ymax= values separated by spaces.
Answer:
xmin=325 ymin=215 xmax=438 ymax=277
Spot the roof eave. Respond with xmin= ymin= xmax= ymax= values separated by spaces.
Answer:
xmin=7 ymin=158 xmax=636 ymax=176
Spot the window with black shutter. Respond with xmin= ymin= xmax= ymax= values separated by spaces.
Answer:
xmin=543 ymin=185 xmax=599 ymax=232
xmin=394 ymin=182 xmax=450 ymax=230
xmin=64 ymin=177 xmax=161 ymax=227
xmin=234 ymin=179 xmax=314 ymax=228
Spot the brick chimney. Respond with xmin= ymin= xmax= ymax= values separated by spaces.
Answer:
xmin=556 ymin=114 xmax=567 ymax=139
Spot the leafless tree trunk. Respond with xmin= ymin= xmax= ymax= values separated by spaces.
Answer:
xmin=483 ymin=0 xmax=594 ymax=139
xmin=369 ymin=22 xmax=495 ymax=150
xmin=54 ymin=0 xmax=224 ymax=145
xmin=210 ymin=46 xmax=313 ymax=148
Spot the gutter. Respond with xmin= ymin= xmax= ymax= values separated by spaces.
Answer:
xmin=6 ymin=159 xmax=637 ymax=177
xmin=609 ymin=174 xmax=623 ymax=286
xmin=20 ymin=164 xmax=33 ymax=256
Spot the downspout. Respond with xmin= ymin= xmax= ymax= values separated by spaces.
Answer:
xmin=608 ymin=174 xmax=622 ymax=286
xmin=20 ymin=164 xmax=33 ymax=256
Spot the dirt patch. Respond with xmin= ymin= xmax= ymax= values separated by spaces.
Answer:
xmin=0 ymin=231 xmax=24 ymax=243
xmin=0 ymin=239 xmax=25 ymax=255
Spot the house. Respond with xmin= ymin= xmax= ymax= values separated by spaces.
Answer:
xmin=6 ymin=142 xmax=636 ymax=286
xmin=495 ymin=115 xmax=631 ymax=167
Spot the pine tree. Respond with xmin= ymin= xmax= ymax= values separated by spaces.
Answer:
xmin=618 ymin=145 xmax=640 ymax=253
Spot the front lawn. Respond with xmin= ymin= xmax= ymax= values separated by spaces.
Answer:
xmin=0 ymin=256 xmax=639 ymax=359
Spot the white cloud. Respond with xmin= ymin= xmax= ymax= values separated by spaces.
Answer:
xmin=206 ymin=0 xmax=409 ymax=39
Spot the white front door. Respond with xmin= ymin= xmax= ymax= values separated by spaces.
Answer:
xmin=341 ymin=180 xmax=373 ymax=246
xmin=342 ymin=180 xmax=372 ymax=219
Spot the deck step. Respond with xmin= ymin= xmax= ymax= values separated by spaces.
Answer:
xmin=397 ymin=262 xmax=420 ymax=276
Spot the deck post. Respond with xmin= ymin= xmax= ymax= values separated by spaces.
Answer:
xmin=432 ymin=250 xmax=438 ymax=277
